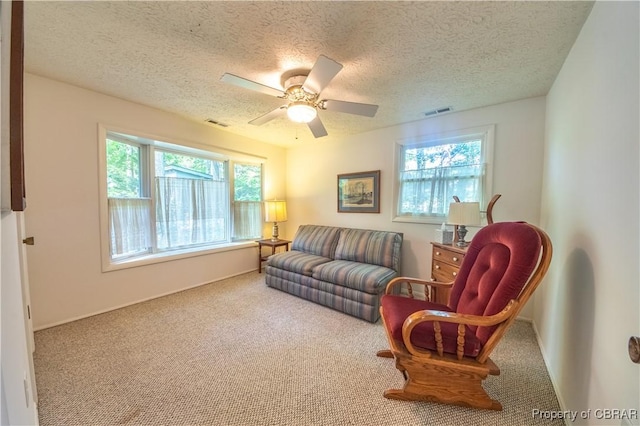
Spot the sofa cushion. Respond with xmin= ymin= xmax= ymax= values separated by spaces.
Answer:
xmin=334 ymin=228 xmax=402 ymax=271
xmin=312 ymin=260 xmax=397 ymax=294
xmin=267 ymin=251 xmax=333 ymax=276
xmin=291 ymin=225 xmax=341 ymax=258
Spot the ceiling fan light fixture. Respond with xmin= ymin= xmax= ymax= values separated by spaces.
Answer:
xmin=287 ymin=101 xmax=317 ymax=123
xmin=220 ymin=55 xmax=378 ymax=138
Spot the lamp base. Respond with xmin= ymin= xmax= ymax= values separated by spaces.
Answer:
xmin=271 ymin=222 xmax=279 ymax=242
xmin=455 ymin=225 xmax=469 ymax=247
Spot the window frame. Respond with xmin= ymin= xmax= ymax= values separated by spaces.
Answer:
xmin=392 ymin=124 xmax=495 ymax=225
xmin=98 ymin=125 xmax=264 ymax=272
xmin=230 ymin=162 xmax=264 ymax=242
xmin=105 ymin=137 xmax=154 ymax=261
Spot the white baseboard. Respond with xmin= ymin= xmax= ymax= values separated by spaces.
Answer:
xmin=530 ymin=320 xmax=570 ymax=426
xmin=34 ymin=268 xmax=257 ymax=331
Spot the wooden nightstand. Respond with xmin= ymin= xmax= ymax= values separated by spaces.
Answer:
xmin=257 ymin=239 xmax=291 ymax=273
xmin=430 ymin=242 xmax=468 ymax=305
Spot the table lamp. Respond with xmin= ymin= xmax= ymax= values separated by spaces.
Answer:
xmin=447 ymin=202 xmax=481 ymax=247
xmin=264 ymin=200 xmax=287 ymax=241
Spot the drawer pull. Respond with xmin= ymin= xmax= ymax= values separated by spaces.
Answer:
xmin=452 ymin=257 xmax=459 ymax=262
xmin=436 ymin=251 xmax=441 ymax=256
xmin=452 ymin=271 xmax=457 ymax=276
xmin=435 ymin=265 xmax=440 ymax=269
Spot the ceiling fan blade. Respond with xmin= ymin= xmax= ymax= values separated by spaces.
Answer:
xmin=307 ymin=116 xmax=328 ymax=138
xmin=302 ymin=55 xmax=343 ymax=95
xmin=221 ymin=73 xmax=284 ymax=98
xmin=249 ymin=106 xmax=287 ymax=126
xmin=322 ymin=99 xmax=379 ymax=117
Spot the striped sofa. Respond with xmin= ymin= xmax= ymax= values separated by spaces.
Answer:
xmin=264 ymin=225 xmax=403 ymax=322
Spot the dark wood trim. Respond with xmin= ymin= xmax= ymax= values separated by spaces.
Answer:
xmin=10 ymin=0 xmax=26 ymax=211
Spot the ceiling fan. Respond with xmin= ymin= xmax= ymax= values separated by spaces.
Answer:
xmin=220 ymin=55 xmax=378 ymax=138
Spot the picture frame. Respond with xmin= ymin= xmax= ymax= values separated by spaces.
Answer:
xmin=337 ymin=170 xmax=380 ymax=213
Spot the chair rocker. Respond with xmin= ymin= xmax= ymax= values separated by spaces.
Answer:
xmin=377 ymin=221 xmax=552 ymax=410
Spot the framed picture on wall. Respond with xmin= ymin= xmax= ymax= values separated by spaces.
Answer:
xmin=337 ymin=170 xmax=380 ymax=213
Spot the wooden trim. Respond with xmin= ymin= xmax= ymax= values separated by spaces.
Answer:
xmin=10 ymin=0 xmax=26 ymax=211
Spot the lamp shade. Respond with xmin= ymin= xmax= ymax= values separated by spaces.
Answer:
xmin=447 ymin=202 xmax=481 ymax=225
xmin=264 ymin=200 xmax=288 ymax=222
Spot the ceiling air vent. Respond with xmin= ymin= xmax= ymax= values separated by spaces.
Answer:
xmin=205 ymin=118 xmax=229 ymax=128
xmin=424 ymin=107 xmax=453 ymax=117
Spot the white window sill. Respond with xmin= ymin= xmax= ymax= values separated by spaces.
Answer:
xmin=392 ymin=215 xmax=447 ymax=225
xmin=393 ymin=215 xmax=488 ymax=226
xmin=102 ymin=241 xmax=257 ymax=272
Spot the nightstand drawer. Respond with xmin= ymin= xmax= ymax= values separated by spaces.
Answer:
xmin=430 ymin=242 xmax=466 ymax=306
xmin=433 ymin=247 xmax=465 ymax=267
xmin=431 ymin=259 xmax=460 ymax=282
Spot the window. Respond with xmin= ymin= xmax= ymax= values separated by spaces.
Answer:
xmin=393 ymin=125 xmax=494 ymax=224
xmin=106 ymin=138 xmax=152 ymax=259
xmin=154 ymin=149 xmax=228 ymax=250
xmin=231 ymin=163 xmax=263 ymax=241
xmin=100 ymin=129 xmax=263 ymax=269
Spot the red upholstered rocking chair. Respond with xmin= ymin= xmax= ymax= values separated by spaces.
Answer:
xmin=377 ymin=221 xmax=552 ymax=410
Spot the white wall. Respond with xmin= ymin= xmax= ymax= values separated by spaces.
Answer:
xmin=536 ymin=1 xmax=639 ymax=424
xmin=286 ymin=96 xmax=546 ymax=318
xmin=24 ymin=74 xmax=287 ymax=329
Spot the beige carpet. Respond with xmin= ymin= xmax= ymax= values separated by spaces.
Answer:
xmin=33 ymin=272 xmax=562 ymax=425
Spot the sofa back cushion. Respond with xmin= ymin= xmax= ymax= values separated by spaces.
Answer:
xmin=334 ymin=228 xmax=403 ymax=271
xmin=291 ymin=225 xmax=341 ymax=258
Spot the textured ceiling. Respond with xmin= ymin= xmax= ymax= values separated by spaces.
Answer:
xmin=24 ymin=1 xmax=594 ymax=147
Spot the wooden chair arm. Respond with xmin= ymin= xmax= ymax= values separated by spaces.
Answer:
xmin=401 ymin=300 xmax=519 ymax=360
xmin=385 ymin=276 xmax=454 ymax=298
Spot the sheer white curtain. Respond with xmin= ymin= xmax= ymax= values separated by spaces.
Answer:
xmin=155 ymin=177 xmax=227 ymax=249
xmin=109 ymin=197 xmax=152 ymax=258
xmin=232 ymin=201 xmax=262 ymax=240
xmin=399 ymin=164 xmax=484 ymax=216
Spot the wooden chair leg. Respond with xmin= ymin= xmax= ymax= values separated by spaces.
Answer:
xmin=376 ymin=349 xmax=394 ymax=358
